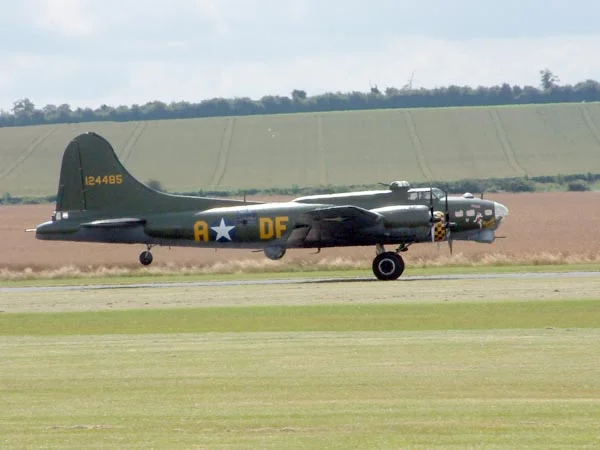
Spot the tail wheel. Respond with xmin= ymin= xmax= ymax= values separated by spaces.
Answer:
xmin=372 ymin=252 xmax=404 ymax=281
xmin=139 ymin=251 xmax=153 ymax=266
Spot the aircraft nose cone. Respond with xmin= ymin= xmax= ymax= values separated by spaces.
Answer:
xmin=494 ymin=202 xmax=509 ymax=220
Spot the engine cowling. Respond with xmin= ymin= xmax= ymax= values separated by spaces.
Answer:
xmin=371 ymin=205 xmax=431 ymax=228
xmin=372 ymin=205 xmax=447 ymax=242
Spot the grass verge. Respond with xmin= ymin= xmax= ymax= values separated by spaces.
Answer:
xmin=1 ymin=262 xmax=600 ymax=287
xmin=1 ymin=300 xmax=599 ymax=336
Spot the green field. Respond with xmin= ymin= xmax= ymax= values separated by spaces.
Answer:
xmin=1 ymin=275 xmax=600 ymax=448
xmin=1 ymin=103 xmax=600 ymax=197
xmin=2 ymin=330 xmax=599 ymax=449
xmin=2 ymin=300 xmax=600 ymax=336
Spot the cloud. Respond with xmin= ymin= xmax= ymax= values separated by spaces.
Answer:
xmin=2 ymin=1 xmax=600 ymax=110
xmin=40 ymin=34 xmax=596 ymax=111
xmin=191 ymin=0 xmax=229 ymax=35
xmin=32 ymin=0 xmax=97 ymax=37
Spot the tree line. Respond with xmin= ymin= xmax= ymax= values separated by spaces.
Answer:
xmin=2 ymin=70 xmax=599 ymax=127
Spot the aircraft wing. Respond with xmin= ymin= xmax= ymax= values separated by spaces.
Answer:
xmin=81 ymin=218 xmax=146 ymax=228
xmin=287 ymin=205 xmax=382 ymax=247
xmin=301 ymin=205 xmax=382 ymax=227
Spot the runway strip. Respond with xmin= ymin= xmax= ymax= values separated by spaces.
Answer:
xmin=2 ymin=271 xmax=600 ymax=294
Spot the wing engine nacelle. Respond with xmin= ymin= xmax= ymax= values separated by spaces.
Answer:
xmin=371 ymin=205 xmax=432 ymax=228
xmin=373 ymin=205 xmax=449 ymax=242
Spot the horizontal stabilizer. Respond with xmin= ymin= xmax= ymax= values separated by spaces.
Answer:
xmin=81 ymin=218 xmax=145 ymax=228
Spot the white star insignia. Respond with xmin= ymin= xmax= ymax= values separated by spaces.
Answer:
xmin=211 ymin=218 xmax=235 ymax=241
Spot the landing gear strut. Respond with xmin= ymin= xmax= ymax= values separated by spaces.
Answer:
xmin=139 ymin=244 xmax=154 ymax=266
xmin=372 ymin=245 xmax=405 ymax=280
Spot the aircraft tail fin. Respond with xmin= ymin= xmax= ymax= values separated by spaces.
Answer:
xmin=55 ymin=132 xmax=246 ymax=214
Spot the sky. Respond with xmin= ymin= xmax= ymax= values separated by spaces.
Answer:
xmin=1 ymin=0 xmax=600 ymax=111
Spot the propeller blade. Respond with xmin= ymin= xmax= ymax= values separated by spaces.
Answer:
xmin=429 ymin=186 xmax=435 ymax=242
xmin=444 ymin=189 xmax=450 ymax=226
xmin=440 ymin=190 xmax=453 ymax=254
xmin=429 ymin=186 xmax=434 ymax=210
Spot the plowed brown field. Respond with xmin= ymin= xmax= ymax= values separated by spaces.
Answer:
xmin=2 ymin=192 xmax=600 ymax=272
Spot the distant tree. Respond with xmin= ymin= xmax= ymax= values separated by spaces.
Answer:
xmin=72 ymin=107 xmax=95 ymax=122
xmin=260 ymin=95 xmax=292 ymax=114
xmin=567 ymin=181 xmax=590 ymax=192
xmin=56 ymin=104 xmax=72 ymax=122
xmin=291 ymin=89 xmax=307 ymax=101
xmin=507 ymin=178 xmax=536 ymax=192
xmin=114 ymin=104 xmax=131 ymax=121
xmin=370 ymin=84 xmax=381 ymax=95
xmin=201 ymin=98 xmax=233 ymax=116
xmin=12 ymin=98 xmax=35 ymax=116
xmin=520 ymin=85 xmax=541 ymax=103
xmin=140 ymin=101 xmax=167 ymax=120
xmin=498 ymin=83 xmax=513 ymax=101
xmin=512 ymin=84 xmax=523 ymax=98
xmin=96 ymin=104 xmax=116 ymax=121
xmin=129 ymin=104 xmax=141 ymax=120
xmin=42 ymin=104 xmax=58 ymax=121
xmin=539 ymin=68 xmax=559 ymax=90
xmin=5 ymin=74 xmax=600 ymax=129
xmin=347 ymin=91 xmax=369 ymax=109
xmin=574 ymin=79 xmax=600 ymax=98
xmin=231 ymin=97 xmax=263 ymax=115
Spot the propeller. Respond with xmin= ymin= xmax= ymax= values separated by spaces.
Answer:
xmin=444 ymin=189 xmax=453 ymax=255
xmin=429 ymin=186 xmax=435 ymax=242
xmin=437 ymin=239 xmax=454 ymax=254
xmin=430 ymin=187 xmax=453 ymax=255
xmin=444 ymin=190 xmax=449 ymax=227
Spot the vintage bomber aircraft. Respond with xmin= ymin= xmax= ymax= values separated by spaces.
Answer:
xmin=32 ymin=132 xmax=509 ymax=280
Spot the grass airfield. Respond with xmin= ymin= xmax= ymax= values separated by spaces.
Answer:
xmin=1 ymin=272 xmax=600 ymax=448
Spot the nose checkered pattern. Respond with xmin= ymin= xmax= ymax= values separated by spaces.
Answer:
xmin=432 ymin=211 xmax=447 ymax=242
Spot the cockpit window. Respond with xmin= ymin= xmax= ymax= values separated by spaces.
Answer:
xmin=431 ymin=188 xmax=445 ymax=199
xmin=408 ymin=188 xmax=445 ymax=201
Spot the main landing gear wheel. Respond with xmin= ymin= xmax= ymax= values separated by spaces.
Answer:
xmin=372 ymin=252 xmax=404 ymax=281
xmin=139 ymin=250 xmax=153 ymax=266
